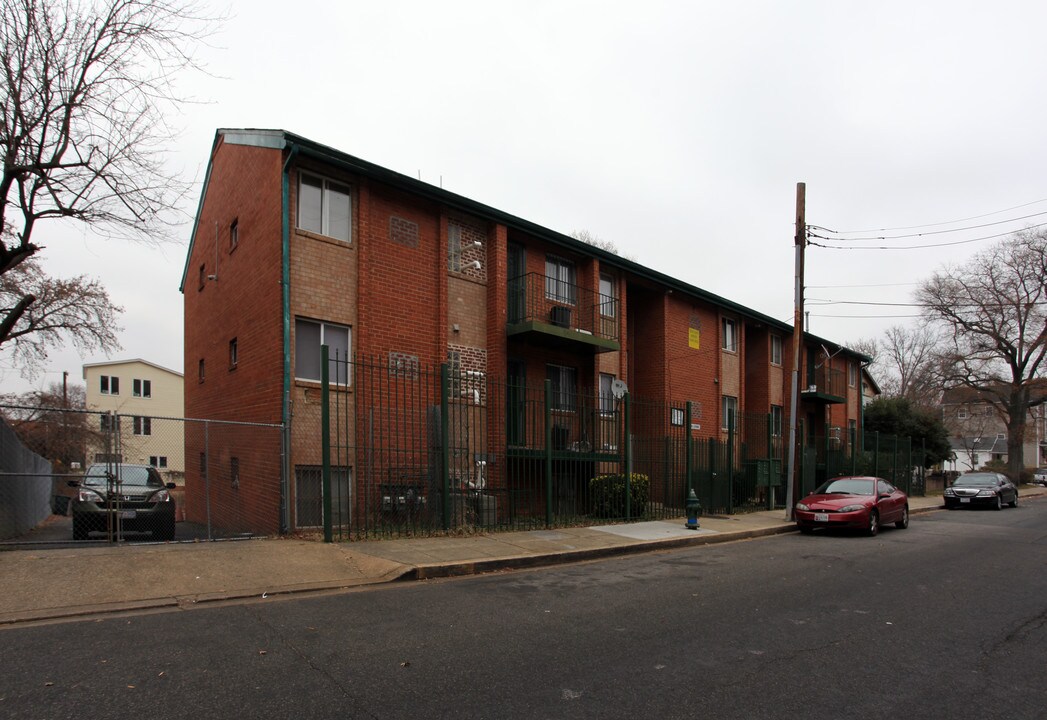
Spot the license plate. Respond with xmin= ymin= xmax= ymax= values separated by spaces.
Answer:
xmin=119 ymin=510 xmax=137 ymax=519
xmin=814 ymin=512 xmax=829 ymax=522
xmin=960 ymin=498 xmax=970 ymax=504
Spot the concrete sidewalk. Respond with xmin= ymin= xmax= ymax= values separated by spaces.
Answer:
xmin=1 ymin=490 xmax=1041 ymax=626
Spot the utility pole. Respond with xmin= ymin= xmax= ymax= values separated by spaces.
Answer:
xmin=785 ymin=183 xmax=806 ymax=521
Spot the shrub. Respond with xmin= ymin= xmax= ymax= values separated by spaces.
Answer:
xmin=589 ymin=473 xmax=649 ymax=518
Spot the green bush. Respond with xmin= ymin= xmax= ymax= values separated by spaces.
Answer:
xmin=589 ymin=473 xmax=649 ymax=518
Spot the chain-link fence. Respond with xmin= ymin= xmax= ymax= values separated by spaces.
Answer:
xmin=0 ymin=404 xmax=284 ymax=545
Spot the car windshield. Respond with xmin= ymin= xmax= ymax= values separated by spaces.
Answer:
xmin=816 ymin=478 xmax=875 ymax=496
xmin=83 ymin=466 xmax=161 ymax=487
xmin=954 ymin=474 xmax=997 ymax=487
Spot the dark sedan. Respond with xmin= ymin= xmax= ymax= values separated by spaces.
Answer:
xmin=794 ymin=476 xmax=909 ymax=536
xmin=943 ymin=472 xmax=1018 ymax=510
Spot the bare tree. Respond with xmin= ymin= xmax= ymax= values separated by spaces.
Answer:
xmin=855 ymin=325 xmax=940 ymax=407
xmin=917 ymin=230 xmax=1047 ymax=479
xmin=0 ymin=0 xmax=213 ymax=364
xmin=570 ymin=229 xmax=635 ymax=260
xmin=0 ymin=258 xmax=122 ymax=375
xmin=0 ymin=380 xmax=95 ymax=469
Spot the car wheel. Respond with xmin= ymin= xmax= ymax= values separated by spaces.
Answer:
xmin=895 ymin=504 xmax=909 ymax=529
xmin=1010 ymin=492 xmax=1018 ymax=508
xmin=867 ymin=510 xmax=879 ymax=537
xmin=994 ymin=495 xmax=1002 ymax=511
xmin=162 ymin=519 xmax=176 ymax=541
xmin=72 ymin=515 xmax=89 ymax=541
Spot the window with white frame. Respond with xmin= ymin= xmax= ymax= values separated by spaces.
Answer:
xmin=957 ymin=407 xmax=968 ymax=420
xmin=547 ymin=364 xmax=577 ymax=411
xmin=100 ymin=375 xmax=119 ymax=395
xmin=771 ymin=405 xmax=783 ymax=437
xmin=721 ymin=318 xmax=738 ymax=352
xmin=298 ymin=172 xmax=351 ymax=242
xmin=848 ymin=361 xmax=857 ymax=387
xmin=599 ymin=274 xmax=616 ymax=317
xmin=770 ymin=335 xmax=783 ymax=365
xmin=721 ymin=395 xmax=738 ymax=431
xmin=295 ymin=318 xmax=351 ymax=383
xmin=545 ymin=256 xmax=576 ymax=304
xmin=149 ymin=456 xmax=168 ymax=469
xmin=132 ymin=379 xmax=151 ymax=398
xmin=599 ymin=373 xmax=615 ymax=415
xmin=133 ymin=416 xmax=152 ymax=436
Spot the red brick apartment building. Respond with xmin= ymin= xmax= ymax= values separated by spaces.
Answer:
xmin=181 ymin=129 xmax=870 ymax=534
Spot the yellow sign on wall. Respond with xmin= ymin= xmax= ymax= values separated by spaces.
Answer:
xmin=688 ymin=328 xmax=700 ymax=349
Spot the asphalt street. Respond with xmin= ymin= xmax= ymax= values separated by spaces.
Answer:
xmin=2 ymin=499 xmax=1045 ymax=720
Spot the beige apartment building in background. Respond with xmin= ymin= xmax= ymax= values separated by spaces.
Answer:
xmin=82 ymin=360 xmax=186 ymax=482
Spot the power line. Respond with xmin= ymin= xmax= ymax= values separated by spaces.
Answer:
xmin=808 ymin=313 xmax=924 ymax=319
xmin=808 ymin=221 xmax=1047 ymax=250
xmin=806 ymin=281 xmax=919 ymax=289
xmin=811 ymin=197 xmax=1047 ymax=234
xmin=809 ymin=209 xmax=1047 ymax=241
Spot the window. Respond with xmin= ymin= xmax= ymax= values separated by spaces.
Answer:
xmin=229 ymin=338 xmax=238 ymax=370
xmin=599 ymin=373 xmax=615 ymax=415
xmin=721 ymin=318 xmax=738 ymax=352
xmin=547 ymin=364 xmax=577 ymax=411
xmin=295 ymin=318 xmax=351 ymax=383
xmin=298 ymin=172 xmax=351 ymax=242
xmin=848 ymin=361 xmax=857 ymax=387
xmin=100 ymin=414 xmax=113 ymax=431
xmin=599 ymin=274 xmax=616 ymax=317
xmin=230 ymin=219 xmax=239 ymax=250
xmin=132 ymin=416 xmax=152 ymax=436
xmin=132 ymin=379 xmax=151 ymax=398
xmin=771 ymin=405 xmax=784 ymax=437
xmin=199 ymin=359 xmax=205 ymax=383
xmin=100 ymin=375 xmax=119 ymax=395
xmin=957 ymin=407 xmax=968 ymax=420
xmin=545 ymin=256 xmax=576 ymax=304
xmin=199 ymin=263 xmax=205 ymax=290
xmin=771 ymin=335 xmax=783 ymax=365
xmin=721 ymin=395 xmax=738 ymax=431
xmin=149 ymin=456 xmax=168 ymax=469
xmin=448 ymin=223 xmax=462 ymax=272
xmin=670 ymin=407 xmax=685 ymax=427
xmin=231 ymin=457 xmax=240 ymax=488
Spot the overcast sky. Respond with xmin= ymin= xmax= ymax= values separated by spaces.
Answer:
xmin=5 ymin=0 xmax=1047 ymax=394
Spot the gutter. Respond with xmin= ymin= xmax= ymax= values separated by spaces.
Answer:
xmin=280 ymin=143 xmax=299 ymax=533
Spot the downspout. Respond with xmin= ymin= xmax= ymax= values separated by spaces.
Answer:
xmin=281 ymin=143 xmax=299 ymax=533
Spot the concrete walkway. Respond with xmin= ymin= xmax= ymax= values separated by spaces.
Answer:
xmin=2 ymin=490 xmax=1042 ymax=625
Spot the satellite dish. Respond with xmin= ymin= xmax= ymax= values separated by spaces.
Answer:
xmin=611 ymin=379 xmax=629 ymax=399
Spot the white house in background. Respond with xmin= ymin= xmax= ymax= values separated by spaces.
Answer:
xmin=83 ymin=359 xmax=185 ymax=482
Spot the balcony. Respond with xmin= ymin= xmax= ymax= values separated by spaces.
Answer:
xmin=506 ymin=273 xmax=620 ymax=353
xmin=801 ymin=367 xmax=846 ymax=404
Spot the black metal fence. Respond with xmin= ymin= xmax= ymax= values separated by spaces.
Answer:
xmin=313 ymin=354 xmax=928 ymax=540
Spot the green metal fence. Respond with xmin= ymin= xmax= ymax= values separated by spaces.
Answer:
xmin=315 ymin=351 xmax=925 ymax=540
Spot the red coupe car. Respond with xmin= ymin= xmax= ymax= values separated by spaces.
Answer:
xmin=794 ymin=476 xmax=909 ymax=536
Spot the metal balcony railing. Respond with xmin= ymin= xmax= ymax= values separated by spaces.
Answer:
xmin=507 ymin=273 xmax=619 ymax=343
xmin=804 ymin=366 xmax=846 ymax=401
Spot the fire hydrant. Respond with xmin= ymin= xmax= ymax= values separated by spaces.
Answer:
xmin=685 ymin=489 xmax=702 ymax=530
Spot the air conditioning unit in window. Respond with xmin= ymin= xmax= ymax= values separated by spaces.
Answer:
xmin=550 ymin=306 xmax=572 ymax=328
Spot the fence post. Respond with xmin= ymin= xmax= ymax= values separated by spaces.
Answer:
xmin=892 ymin=436 xmax=899 ymax=488
xmin=544 ymin=378 xmax=553 ymax=528
xmin=906 ymin=438 xmax=913 ymax=495
xmin=685 ymin=402 xmax=694 ymax=498
xmin=873 ymin=432 xmax=880 ymax=477
xmin=727 ymin=418 xmax=734 ymax=514
xmin=441 ymin=363 xmax=451 ymax=531
xmin=321 ymin=345 xmax=332 ymax=543
xmin=204 ymin=419 xmax=212 ymax=541
xmin=766 ymin=411 xmax=774 ymax=510
xmin=851 ymin=424 xmax=857 ymax=476
xmin=625 ymin=393 xmax=632 ymax=520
